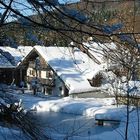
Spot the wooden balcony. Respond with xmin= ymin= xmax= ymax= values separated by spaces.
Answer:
xmin=26 ymin=76 xmax=55 ymax=87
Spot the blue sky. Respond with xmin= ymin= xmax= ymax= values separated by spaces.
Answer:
xmin=59 ymin=0 xmax=79 ymax=4
xmin=0 ymin=0 xmax=80 ymax=22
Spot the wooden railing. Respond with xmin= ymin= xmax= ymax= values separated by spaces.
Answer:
xmin=26 ymin=76 xmax=55 ymax=87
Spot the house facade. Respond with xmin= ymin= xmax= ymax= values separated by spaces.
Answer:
xmin=18 ymin=47 xmax=69 ymax=96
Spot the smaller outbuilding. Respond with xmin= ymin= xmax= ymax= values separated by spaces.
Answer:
xmin=0 ymin=46 xmax=32 ymax=85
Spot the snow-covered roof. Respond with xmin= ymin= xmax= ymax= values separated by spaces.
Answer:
xmin=82 ymin=42 xmax=117 ymax=63
xmin=17 ymin=46 xmax=33 ymax=57
xmin=0 ymin=46 xmax=32 ymax=68
xmin=0 ymin=53 xmax=15 ymax=68
xmin=30 ymin=45 xmax=108 ymax=94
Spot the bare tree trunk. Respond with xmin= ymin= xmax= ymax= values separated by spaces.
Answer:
xmin=125 ymin=92 xmax=129 ymax=140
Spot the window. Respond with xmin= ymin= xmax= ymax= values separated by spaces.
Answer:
xmin=88 ymin=73 xmax=103 ymax=87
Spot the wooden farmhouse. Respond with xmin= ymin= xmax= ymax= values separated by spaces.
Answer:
xmin=18 ymin=45 xmax=117 ymax=97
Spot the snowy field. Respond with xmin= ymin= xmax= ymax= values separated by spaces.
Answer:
xmin=0 ymin=89 xmax=140 ymax=140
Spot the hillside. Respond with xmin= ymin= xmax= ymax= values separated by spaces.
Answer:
xmin=0 ymin=0 xmax=140 ymax=46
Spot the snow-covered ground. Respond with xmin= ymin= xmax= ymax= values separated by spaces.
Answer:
xmin=0 ymin=89 xmax=140 ymax=140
